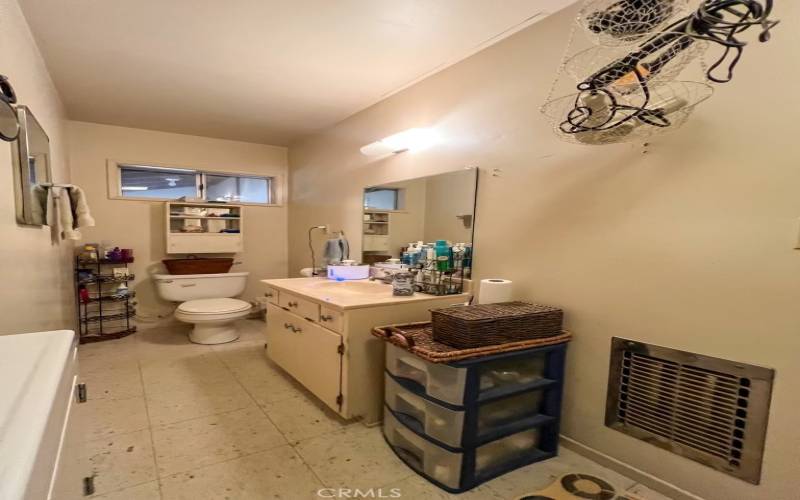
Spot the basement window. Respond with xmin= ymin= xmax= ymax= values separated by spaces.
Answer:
xmin=116 ymin=163 xmax=274 ymax=204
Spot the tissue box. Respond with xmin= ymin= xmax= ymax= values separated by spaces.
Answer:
xmin=327 ymin=265 xmax=370 ymax=281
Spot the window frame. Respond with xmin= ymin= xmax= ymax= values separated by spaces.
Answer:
xmin=107 ymin=160 xmax=282 ymax=206
xmin=363 ymin=187 xmax=400 ymax=211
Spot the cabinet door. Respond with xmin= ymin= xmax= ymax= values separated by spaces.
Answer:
xmin=266 ymin=304 xmax=343 ymax=413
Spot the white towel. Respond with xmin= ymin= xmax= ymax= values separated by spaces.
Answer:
xmin=67 ymin=185 xmax=95 ymax=229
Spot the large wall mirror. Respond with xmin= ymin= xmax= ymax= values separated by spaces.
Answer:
xmin=362 ymin=167 xmax=478 ymax=275
xmin=12 ymin=106 xmax=51 ymax=225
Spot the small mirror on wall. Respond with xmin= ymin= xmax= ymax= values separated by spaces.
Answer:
xmin=11 ymin=106 xmax=52 ymax=225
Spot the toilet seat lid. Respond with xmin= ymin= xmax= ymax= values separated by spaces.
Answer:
xmin=178 ymin=298 xmax=251 ymax=314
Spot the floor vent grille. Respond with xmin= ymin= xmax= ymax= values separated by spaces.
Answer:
xmin=605 ymin=337 xmax=774 ymax=484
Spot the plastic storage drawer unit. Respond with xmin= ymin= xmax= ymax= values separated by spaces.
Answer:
xmin=382 ymin=341 xmax=568 ymax=493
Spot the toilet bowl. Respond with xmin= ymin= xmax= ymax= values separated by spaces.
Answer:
xmin=154 ymin=272 xmax=252 ymax=344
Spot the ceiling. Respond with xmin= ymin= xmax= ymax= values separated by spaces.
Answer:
xmin=19 ymin=0 xmax=575 ymax=145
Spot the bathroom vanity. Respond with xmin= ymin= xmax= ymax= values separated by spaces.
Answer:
xmin=262 ymin=278 xmax=469 ymax=424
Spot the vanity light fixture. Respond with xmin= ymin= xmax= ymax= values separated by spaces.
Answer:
xmin=360 ymin=127 xmax=439 ymax=156
xmin=121 ymin=186 xmax=148 ymax=191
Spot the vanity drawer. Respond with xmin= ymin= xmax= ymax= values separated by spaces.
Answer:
xmin=318 ymin=306 xmax=343 ymax=333
xmin=263 ymin=286 xmax=279 ymax=305
xmin=279 ymin=291 xmax=319 ymax=321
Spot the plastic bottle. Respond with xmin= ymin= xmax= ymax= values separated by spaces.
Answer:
xmin=435 ymin=240 xmax=450 ymax=271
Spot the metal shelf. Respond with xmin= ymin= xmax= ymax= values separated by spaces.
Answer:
xmin=76 ymin=256 xmax=136 ymax=344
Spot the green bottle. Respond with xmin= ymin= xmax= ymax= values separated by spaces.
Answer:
xmin=435 ymin=240 xmax=450 ymax=271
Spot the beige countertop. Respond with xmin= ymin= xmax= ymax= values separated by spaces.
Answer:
xmin=261 ymin=277 xmax=471 ymax=310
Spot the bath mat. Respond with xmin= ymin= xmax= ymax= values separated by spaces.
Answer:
xmin=515 ymin=473 xmax=645 ymax=500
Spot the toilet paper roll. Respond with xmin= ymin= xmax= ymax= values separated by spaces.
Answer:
xmin=478 ymin=279 xmax=513 ymax=304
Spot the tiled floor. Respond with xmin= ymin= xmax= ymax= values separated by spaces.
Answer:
xmin=56 ymin=319 xmax=671 ymax=500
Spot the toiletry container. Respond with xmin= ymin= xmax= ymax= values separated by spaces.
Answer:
xmin=435 ymin=240 xmax=450 ymax=271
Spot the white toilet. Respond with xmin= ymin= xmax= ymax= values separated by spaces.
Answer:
xmin=154 ymin=272 xmax=252 ymax=344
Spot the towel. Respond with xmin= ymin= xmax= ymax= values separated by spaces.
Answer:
xmin=30 ymin=185 xmax=48 ymax=225
xmin=67 ymin=185 xmax=95 ymax=229
xmin=44 ymin=186 xmax=60 ymax=244
xmin=58 ymin=189 xmax=81 ymax=240
xmin=39 ymin=184 xmax=94 ymax=242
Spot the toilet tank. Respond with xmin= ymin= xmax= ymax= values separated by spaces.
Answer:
xmin=153 ymin=272 xmax=249 ymax=301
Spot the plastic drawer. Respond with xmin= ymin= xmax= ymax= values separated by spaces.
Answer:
xmin=385 ymin=375 xmax=545 ymax=447
xmin=475 ymin=427 xmax=541 ymax=476
xmin=385 ymin=343 xmax=468 ymax=405
xmin=386 ymin=344 xmax=548 ymax=406
xmin=383 ymin=411 xmax=544 ymax=491
xmin=384 ymin=375 xmax=465 ymax=446
xmin=477 ymin=353 xmax=547 ymax=393
xmin=384 ymin=410 xmax=463 ymax=489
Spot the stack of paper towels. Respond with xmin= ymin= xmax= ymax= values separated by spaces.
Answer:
xmin=477 ymin=279 xmax=513 ymax=304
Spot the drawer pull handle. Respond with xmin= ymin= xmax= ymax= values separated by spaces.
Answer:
xmin=264 ymin=292 xmax=273 ymax=297
xmin=288 ymin=301 xmax=298 ymax=307
xmin=320 ymin=314 xmax=333 ymax=322
xmin=284 ymin=322 xmax=293 ymax=330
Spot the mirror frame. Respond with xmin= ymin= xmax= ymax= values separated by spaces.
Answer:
xmin=12 ymin=106 xmax=52 ymax=225
xmin=361 ymin=166 xmax=479 ymax=266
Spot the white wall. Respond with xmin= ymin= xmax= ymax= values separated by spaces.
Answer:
xmin=423 ymin=169 xmax=475 ymax=244
xmin=67 ymin=121 xmax=288 ymax=324
xmin=0 ymin=0 xmax=74 ymax=334
xmin=288 ymin=4 xmax=800 ymax=499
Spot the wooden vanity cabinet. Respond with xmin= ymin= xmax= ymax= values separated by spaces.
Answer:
xmin=263 ymin=281 xmax=467 ymax=424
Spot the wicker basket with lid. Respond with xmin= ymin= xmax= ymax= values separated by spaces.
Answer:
xmin=430 ymin=301 xmax=563 ymax=349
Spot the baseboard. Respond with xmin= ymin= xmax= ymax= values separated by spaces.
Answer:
xmin=559 ymin=435 xmax=705 ymax=500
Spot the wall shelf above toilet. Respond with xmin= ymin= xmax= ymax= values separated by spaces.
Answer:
xmin=166 ymin=201 xmax=243 ymax=254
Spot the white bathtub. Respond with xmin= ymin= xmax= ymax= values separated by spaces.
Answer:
xmin=0 ymin=330 xmax=77 ymax=500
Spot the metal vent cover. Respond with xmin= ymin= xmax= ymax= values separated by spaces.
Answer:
xmin=605 ymin=337 xmax=774 ymax=484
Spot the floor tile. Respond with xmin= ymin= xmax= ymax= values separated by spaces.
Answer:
xmin=218 ymin=345 xmax=303 ymax=405
xmin=140 ymin=352 xmax=234 ymax=393
xmin=68 ymin=397 xmax=149 ymax=444
xmin=627 ymin=483 xmax=675 ymax=500
xmin=484 ymin=447 xmax=637 ymax=499
xmin=135 ymin=325 xmax=211 ymax=363
xmin=159 ymin=446 xmax=323 ymax=500
xmin=384 ymin=474 xmax=502 ymax=499
xmin=81 ymin=364 xmax=144 ymax=401
xmin=78 ymin=337 xmax=139 ymax=375
xmin=93 ymin=481 xmax=161 ymax=500
xmin=261 ymin=392 xmax=353 ymax=443
xmin=59 ymin=429 xmax=157 ymax=497
xmin=151 ymin=406 xmax=287 ymax=476
xmin=294 ymin=425 xmax=414 ymax=490
xmin=145 ymin=379 xmax=254 ymax=426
